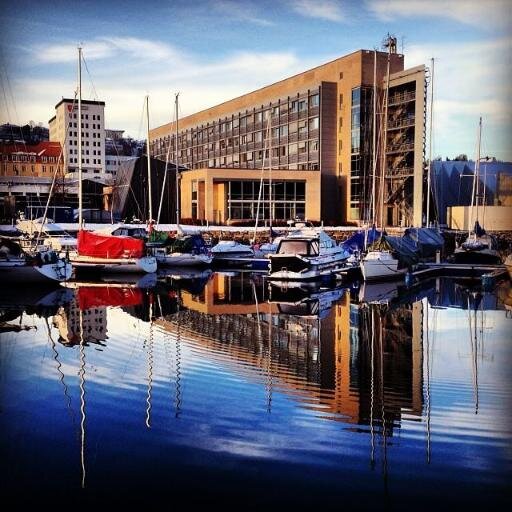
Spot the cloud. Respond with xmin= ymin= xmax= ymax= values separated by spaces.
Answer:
xmin=35 ymin=37 xmax=180 ymax=64
xmin=366 ymin=0 xmax=512 ymax=29
xmin=212 ymin=0 xmax=275 ymax=26
xmin=290 ymin=0 xmax=344 ymax=22
xmin=38 ymin=41 xmax=115 ymax=63
xmin=405 ymin=37 xmax=512 ymax=159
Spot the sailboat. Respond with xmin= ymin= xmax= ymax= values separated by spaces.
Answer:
xmin=0 ymin=231 xmax=72 ymax=284
xmin=452 ymin=118 xmax=501 ymax=265
xmin=360 ymin=44 xmax=406 ymax=282
xmin=69 ymin=47 xmax=157 ymax=274
xmin=150 ymin=93 xmax=212 ymax=267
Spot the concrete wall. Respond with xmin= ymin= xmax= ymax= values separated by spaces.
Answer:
xmin=448 ymin=206 xmax=512 ymax=231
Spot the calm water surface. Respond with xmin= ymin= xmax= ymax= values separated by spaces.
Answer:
xmin=1 ymin=273 xmax=511 ymax=509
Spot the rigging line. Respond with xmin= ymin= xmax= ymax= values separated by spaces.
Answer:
xmin=0 ymin=47 xmax=25 ymax=148
xmin=156 ymin=94 xmax=175 ymax=228
xmin=81 ymin=54 xmax=99 ymax=101
xmin=37 ymin=92 xmax=78 ymax=247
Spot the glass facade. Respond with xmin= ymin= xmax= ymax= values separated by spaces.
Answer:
xmin=226 ymin=180 xmax=306 ymax=221
xmin=350 ymin=87 xmax=373 ymax=220
xmin=151 ymin=91 xmax=320 ymax=173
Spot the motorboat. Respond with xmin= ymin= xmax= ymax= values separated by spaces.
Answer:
xmin=210 ymin=239 xmax=255 ymax=263
xmin=268 ymin=229 xmax=347 ymax=281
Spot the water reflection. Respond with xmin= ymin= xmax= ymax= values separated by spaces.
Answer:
xmin=0 ymin=272 xmax=510 ymax=506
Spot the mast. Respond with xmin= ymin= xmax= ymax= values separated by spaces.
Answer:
xmin=426 ymin=58 xmax=434 ymax=227
xmin=475 ymin=117 xmax=482 ymax=227
xmin=145 ymin=95 xmax=153 ymax=223
xmin=371 ymin=50 xmax=377 ymax=226
xmin=78 ymin=46 xmax=83 ymax=228
xmin=380 ymin=43 xmax=391 ymax=230
xmin=267 ymin=115 xmax=273 ymax=239
xmin=175 ymin=93 xmax=180 ymax=228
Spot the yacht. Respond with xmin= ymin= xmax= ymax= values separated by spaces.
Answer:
xmin=268 ymin=229 xmax=347 ymax=281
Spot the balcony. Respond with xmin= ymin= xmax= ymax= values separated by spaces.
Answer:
xmin=387 ymin=116 xmax=415 ymax=130
xmin=386 ymin=142 xmax=414 ymax=154
xmin=388 ymin=90 xmax=416 ymax=107
xmin=385 ymin=166 xmax=415 ymax=178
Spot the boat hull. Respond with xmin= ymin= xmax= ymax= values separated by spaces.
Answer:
xmin=451 ymin=248 xmax=502 ymax=266
xmin=0 ymin=258 xmax=72 ymax=284
xmin=156 ymin=252 xmax=212 ymax=267
xmin=268 ymin=253 xmax=347 ymax=281
xmin=70 ymin=254 xmax=157 ymax=274
xmin=360 ymin=257 xmax=406 ymax=281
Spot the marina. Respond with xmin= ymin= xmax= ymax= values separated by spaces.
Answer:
xmin=1 ymin=1 xmax=512 ymax=507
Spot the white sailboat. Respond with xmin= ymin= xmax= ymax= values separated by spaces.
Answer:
xmin=69 ymin=47 xmax=157 ymax=274
xmin=452 ymin=118 xmax=501 ymax=265
xmin=360 ymin=44 xmax=404 ymax=282
xmin=150 ymin=93 xmax=212 ymax=267
xmin=0 ymin=235 xmax=72 ymax=284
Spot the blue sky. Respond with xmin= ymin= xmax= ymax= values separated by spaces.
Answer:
xmin=1 ymin=0 xmax=511 ymax=160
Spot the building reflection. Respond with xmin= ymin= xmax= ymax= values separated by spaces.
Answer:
xmin=155 ymin=272 xmax=426 ymax=435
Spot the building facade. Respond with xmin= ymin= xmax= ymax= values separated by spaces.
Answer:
xmin=150 ymin=45 xmax=426 ymax=226
xmin=49 ymin=98 xmax=108 ymax=181
xmin=0 ymin=141 xmax=63 ymax=178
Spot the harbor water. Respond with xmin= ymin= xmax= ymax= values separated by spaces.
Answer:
xmin=1 ymin=273 xmax=511 ymax=509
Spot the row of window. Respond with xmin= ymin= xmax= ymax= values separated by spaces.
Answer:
xmin=68 ymin=149 xmax=102 ymax=156
xmin=3 ymin=154 xmax=59 ymax=163
xmin=4 ymin=164 xmax=59 ymax=173
xmin=68 ymin=113 xmax=101 ymax=121
xmin=67 ymin=131 xmax=103 ymax=139
xmin=68 ymin=122 xmax=101 ymax=129
xmin=68 ymin=139 xmax=102 ymax=147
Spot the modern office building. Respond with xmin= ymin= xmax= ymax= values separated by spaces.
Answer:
xmin=150 ymin=40 xmax=426 ymax=226
xmin=49 ymin=98 xmax=108 ymax=181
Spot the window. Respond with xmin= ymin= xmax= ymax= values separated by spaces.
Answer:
xmin=309 ymin=140 xmax=318 ymax=152
xmin=339 ymin=94 xmax=343 ymax=108
xmin=255 ymin=112 xmax=262 ymax=123
xmin=288 ymin=143 xmax=298 ymax=155
xmin=298 ymin=142 xmax=307 ymax=154
xmin=298 ymin=99 xmax=307 ymax=111
xmin=309 ymin=117 xmax=319 ymax=131
xmin=310 ymin=94 xmax=319 ymax=107
xmin=272 ymin=106 xmax=280 ymax=117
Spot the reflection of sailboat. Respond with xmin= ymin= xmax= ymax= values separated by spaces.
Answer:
xmin=358 ymin=280 xmax=399 ymax=305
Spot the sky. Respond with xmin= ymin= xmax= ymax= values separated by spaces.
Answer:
xmin=0 ymin=0 xmax=511 ymax=160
